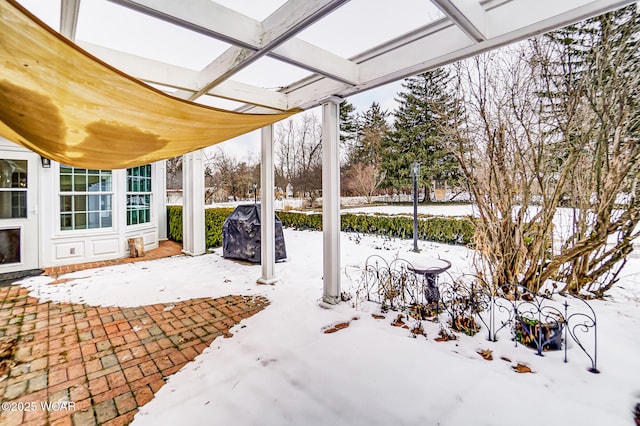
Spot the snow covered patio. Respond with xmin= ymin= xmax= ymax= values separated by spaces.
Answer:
xmin=0 ymin=287 xmax=267 ymax=426
xmin=3 ymin=228 xmax=640 ymax=425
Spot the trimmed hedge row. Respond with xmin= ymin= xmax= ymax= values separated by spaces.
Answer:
xmin=278 ymin=211 xmax=474 ymax=246
xmin=167 ymin=205 xmax=183 ymax=241
xmin=167 ymin=205 xmax=234 ymax=247
xmin=205 ymin=207 xmax=235 ymax=247
xmin=166 ymin=206 xmax=474 ymax=247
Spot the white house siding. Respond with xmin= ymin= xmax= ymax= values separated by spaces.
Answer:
xmin=0 ymin=138 xmax=167 ymax=270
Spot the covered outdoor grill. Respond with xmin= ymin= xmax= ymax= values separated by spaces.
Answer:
xmin=222 ymin=204 xmax=287 ymax=263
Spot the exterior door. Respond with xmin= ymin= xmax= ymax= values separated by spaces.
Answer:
xmin=0 ymin=153 xmax=39 ymax=273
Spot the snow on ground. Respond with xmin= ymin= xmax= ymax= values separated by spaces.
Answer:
xmin=18 ymin=223 xmax=640 ymax=425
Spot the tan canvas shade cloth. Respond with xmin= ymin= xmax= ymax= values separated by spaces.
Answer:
xmin=0 ymin=0 xmax=298 ymax=169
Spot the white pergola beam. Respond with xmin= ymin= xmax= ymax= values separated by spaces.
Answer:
xmin=64 ymin=0 xmax=636 ymax=112
xmin=189 ymin=0 xmax=352 ymax=99
xmin=108 ymin=0 xmax=359 ymax=92
xmin=261 ymin=0 xmax=349 ymax=48
xmin=207 ymin=80 xmax=289 ymax=111
xmin=262 ymin=0 xmax=636 ymax=111
xmin=60 ymin=0 xmax=80 ymax=40
xmin=191 ymin=46 xmax=256 ymax=98
xmin=485 ymin=0 xmax=633 ymax=39
xmin=359 ymin=25 xmax=472 ymax=86
xmin=271 ymin=38 xmax=360 ymax=86
xmin=431 ymin=0 xmax=489 ymax=42
xmin=360 ymin=0 xmax=636 ymax=85
xmin=78 ymin=41 xmax=200 ymax=88
xmin=107 ymin=0 xmax=261 ymax=49
xmin=190 ymin=41 xmax=360 ymax=99
xmin=78 ymin=41 xmax=289 ymax=110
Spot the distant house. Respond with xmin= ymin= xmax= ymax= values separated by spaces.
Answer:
xmin=0 ymin=138 xmax=167 ymax=276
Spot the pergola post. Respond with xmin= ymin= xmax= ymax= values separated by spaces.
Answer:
xmin=182 ymin=149 xmax=206 ymax=256
xmin=322 ymin=97 xmax=342 ymax=304
xmin=258 ymin=125 xmax=277 ymax=284
xmin=156 ymin=159 xmax=168 ymax=241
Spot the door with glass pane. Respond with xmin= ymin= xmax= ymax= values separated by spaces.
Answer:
xmin=0 ymin=153 xmax=39 ymax=273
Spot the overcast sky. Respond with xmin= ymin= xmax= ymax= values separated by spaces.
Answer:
xmin=15 ymin=0 xmax=443 ymax=159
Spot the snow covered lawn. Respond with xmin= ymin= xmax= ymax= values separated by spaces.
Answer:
xmin=19 ymin=229 xmax=640 ymax=426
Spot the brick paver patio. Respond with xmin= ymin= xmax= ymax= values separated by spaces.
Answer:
xmin=0 ymin=242 xmax=269 ymax=425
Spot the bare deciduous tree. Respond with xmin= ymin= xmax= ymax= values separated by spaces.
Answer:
xmin=205 ymin=148 xmax=258 ymax=202
xmin=274 ymin=113 xmax=323 ymax=206
xmin=344 ymin=163 xmax=386 ymax=204
xmin=165 ymin=156 xmax=182 ymax=189
xmin=443 ymin=8 xmax=639 ymax=296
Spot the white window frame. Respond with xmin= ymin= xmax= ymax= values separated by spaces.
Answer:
xmin=126 ymin=164 xmax=152 ymax=226
xmin=59 ymin=166 xmax=113 ymax=231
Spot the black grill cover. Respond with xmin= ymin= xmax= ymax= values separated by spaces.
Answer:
xmin=222 ymin=204 xmax=287 ymax=263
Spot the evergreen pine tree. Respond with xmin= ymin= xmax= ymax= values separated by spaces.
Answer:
xmin=339 ymin=100 xmax=359 ymax=165
xmin=382 ymin=68 xmax=462 ymax=200
xmin=349 ymin=102 xmax=389 ymax=166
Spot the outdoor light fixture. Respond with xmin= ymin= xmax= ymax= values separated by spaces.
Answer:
xmin=40 ymin=156 xmax=51 ymax=168
xmin=411 ymin=162 xmax=421 ymax=252
xmin=411 ymin=162 xmax=421 ymax=178
xmin=253 ymin=182 xmax=257 ymax=204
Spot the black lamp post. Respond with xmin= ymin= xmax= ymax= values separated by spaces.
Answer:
xmin=253 ymin=182 xmax=257 ymax=204
xmin=411 ymin=162 xmax=420 ymax=252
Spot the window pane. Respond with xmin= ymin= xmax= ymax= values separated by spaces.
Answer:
xmin=74 ymin=212 xmax=87 ymax=229
xmin=60 ymin=195 xmax=72 ymax=212
xmin=74 ymin=195 xmax=87 ymax=212
xmin=0 ymin=192 xmax=26 ymax=219
xmin=101 ymin=195 xmax=111 ymax=211
xmin=74 ymin=175 xmax=87 ymax=192
xmin=60 ymin=174 xmax=72 ymax=191
xmin=0 ymin=228 xmax=20 ymax=264
xmin=87 ymin=175 xmax=100 ymax=191
xmin=60 ymin=214 xmax=72 ymax=230
xmin=88 ymin=195 xmax=100 ymax=211
xmin=0 ymin=160 xmax=27 ymax=189
xmin=101 ymin=174 xmax=112 ymax=191
xmin=101 ymin=211 xmax=112 ymax=227
xmin=11 ymin=192 xmax=26 ymax=218
xmin=88 ymin=212 xmax=100 ymax=229
xmin=11 ymin=171 xmax=27 ymax=188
